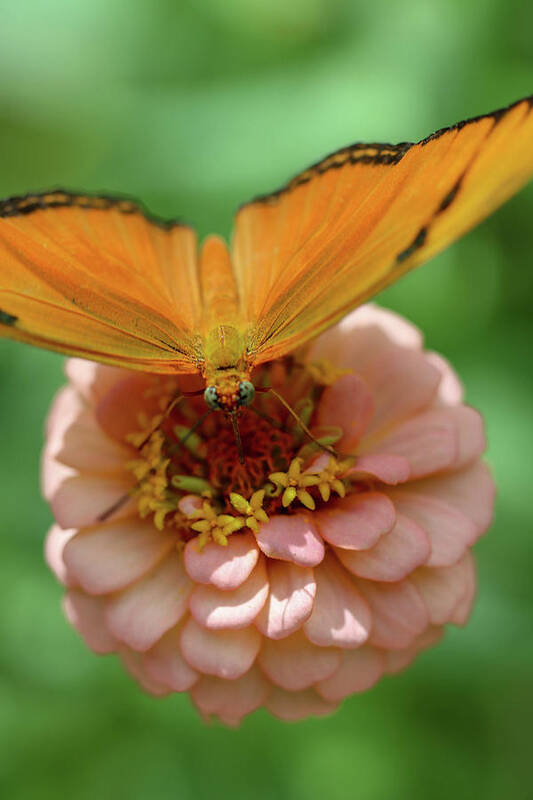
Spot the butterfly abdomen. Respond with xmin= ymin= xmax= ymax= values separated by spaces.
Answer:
xmin=199 ymin=234 xmax=247 ymax=375
xmin=204 ymin=325 xmax=246 ymax=371
xmin=199 ymin=234 xmax=241 ymax=324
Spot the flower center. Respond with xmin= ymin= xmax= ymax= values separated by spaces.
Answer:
xmin=206 ymin=414 xmax=295 ymax=498
xmin=126 ymin=359 xmax=356 ymax=548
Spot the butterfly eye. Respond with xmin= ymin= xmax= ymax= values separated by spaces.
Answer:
xmin=203 ymin=385 xmax=222 ymax=410
xmin=238 ymin=380 xmax=255 ymax=407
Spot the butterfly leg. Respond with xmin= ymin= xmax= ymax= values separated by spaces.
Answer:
xmin=96 ymin=492 xmax=132 ymax=522
xmin=136 ymin=391 xmax=186 ymax=450
xmin=266 ymin=387 xmax=338 ymax=457
xmin=178 ymin=409 xmax=213 ymax=448
xmin=229 ymin=411 xmax=245 ymax=465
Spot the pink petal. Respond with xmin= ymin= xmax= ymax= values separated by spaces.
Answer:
xmin=119 ymin=648 xmax=170 ymax=696
xmin=189 ymin=557 xmax=269 ymax=630
xmin=255 ymin=561 xmax=316 ymax=640
xmin=335 ymin=513 xmax=431 ymax=581
xmin=450 ymin=583 xmax=476 ymax=625
xmin=41 ymin=454 xmax=77 ymax=503
xmin=303 ymin=552 xmax=371 ymax=648
xmin=191 ymin=666 xmax=270 ymax=723
xmin=384 ymin=645 xmax=418 ymax=675
xmin=316 ymin=373 xmax=374 ymax=449
xmin=382 ymin=645 xmax=417 ymax=674
xmin=143 ymin=625 xmax=198 ymax=692
xmin=45 ymin=383 xmax=129 ymax=474
xmin=426 ymin=352 xmax=464 ymax=406
xmin=411 ymin=553 xmax=476 ymax=625
xmin=256 ymin=514 xmax=325 ymax=567
xmin=350 ymin=305 xmax=424 ymax=349
xmin=364 ymin=409 xmax=458 ymax=479
xmin=266 ymin=687 xmax=338 ymax=721
xmin=446 ymin=406 xmax=486 ymax=469
xmin=50 ymin=473 xmax=137 ymax=529
xmin=95 ymin=373 xmax=160 ymax=443
xmin=307 ymin=305 xmax=423 ymax=374
xmin=63 ymin=590 xmax=117 ymax=654
xmin=306 ymin=316 xmax=392 ymax=374
xmin=358 ymin=578 xmax=429 ymax=650
xmin=315 ymin=646 xmax=386 ymax=702
xmin=414 ymin=624 xmax=445 ymax=651
xmin=383 ymin=626 xmax=444 ymax=674
xmin=362 ymin=348 xmax=440 ymax=436
xmin=346 ymin=453 xmax=411 ymax=485
xmin=63 ymin=518 xmax=175 ymax=595
xmin=365 ymin=405 xmax=485 ymax=477
xmin=450 ymin=552 xmax=476 ymax=625
xmin=258 ymin=629 xmax=340 ymax=691
xmin=406 ymin=462 xmax=495 ymax=535
xmin=390 ymin=490 xmax=478 ymax=567
xmin=44 ymin=524 xmax=78 ymax=586
xmin=303 ymin=452 xmax=331 ymax=474
xmin=178 ymin=495 xmax=202 ymax=517
xmin=184 ymin=531 xmax=259 ymax=589
xmin=315 ymin=492 xmax=396 ymax=550
xmin=106 ymin=555 xmax=192 ymax=651
xmin=179 ymin=617 xmax=261 ymax=679
xmin=45 ymin=385 xmax=84 ymax=442
xmin=65 ymin=359 xmax=128 ymax=404
xmin=53 ymin=406 xmax=130 ymax=474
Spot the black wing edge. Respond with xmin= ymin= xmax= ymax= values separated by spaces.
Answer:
xmin=240 ymin=93 xmax=533 ymax=208
xmin=0 ymin=188 xmax=191 ymax=231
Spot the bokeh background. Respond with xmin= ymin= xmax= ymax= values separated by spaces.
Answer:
xmin=1 ymin=1 xmax=532 ymax=798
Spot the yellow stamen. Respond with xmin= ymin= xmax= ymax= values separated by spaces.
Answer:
xmin=269 ymin=457 xmax=319 ymax=510
xmin=183 ymin=499 xmax=247 ymax=550
xmin=296 ymin=488 xmax=316 ymax=510
xmin=230 ymin=489 xmax=269 ymax=531
xmin=269 ymin=455 xmax=353 ymax=511
xmin=307 ymin=456 xmax=353 ymax=503
xmin=126 ymin=413 xmax=164 ymax=448
xmin=125 ymin=416 xmax=183 ymax=530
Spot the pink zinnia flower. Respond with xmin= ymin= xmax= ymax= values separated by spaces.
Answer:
xmin=43 ymin=304 xmax=494 ymax=725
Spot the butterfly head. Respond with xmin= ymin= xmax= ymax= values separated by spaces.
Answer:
xmin=203 ymin=378 xmax=255 ymax=412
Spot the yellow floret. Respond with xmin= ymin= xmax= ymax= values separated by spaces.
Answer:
xmin=186 ymin=500 xmax=246 ymax=549
xmin=229 ymin=489 xmax=269 ymax=532
xmin=269 ymin=457 xmax=320 ymax=510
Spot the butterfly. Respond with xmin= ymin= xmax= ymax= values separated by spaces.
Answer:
xmin=1 ymin=94 xmax=532 ymax=420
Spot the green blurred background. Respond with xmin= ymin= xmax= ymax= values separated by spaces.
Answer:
xmin=0 ymin=1 xmax=532 ymax=797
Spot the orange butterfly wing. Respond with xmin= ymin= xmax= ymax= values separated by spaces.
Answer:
xmin=233 ymin=95 xmax=533 ymax=363
xmin=1 ymin=97 xmax=532 ymax=378
xmin=0 ymin=192 xmax=203 ymax=372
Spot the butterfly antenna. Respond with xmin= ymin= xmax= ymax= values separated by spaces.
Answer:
xmin=230 ymin=411 xmax=245 ymax=464
xmin=137 ymin=392 xmax=185 ymax=451
xmin=267 ymin=387 xmax=337 ymax=457
xmin=179 ymin=409 xmax=213 ymax=448
xmin=248 ymin=405 xmax=282 ymax=429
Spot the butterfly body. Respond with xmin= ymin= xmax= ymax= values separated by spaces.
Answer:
xmin=202 ymin=325 xmax=249 ymax=382
xmin=0 ymin=95 xmax=532 ymax=388
xmin=197 ymin=233 xmax=252 ymax=406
